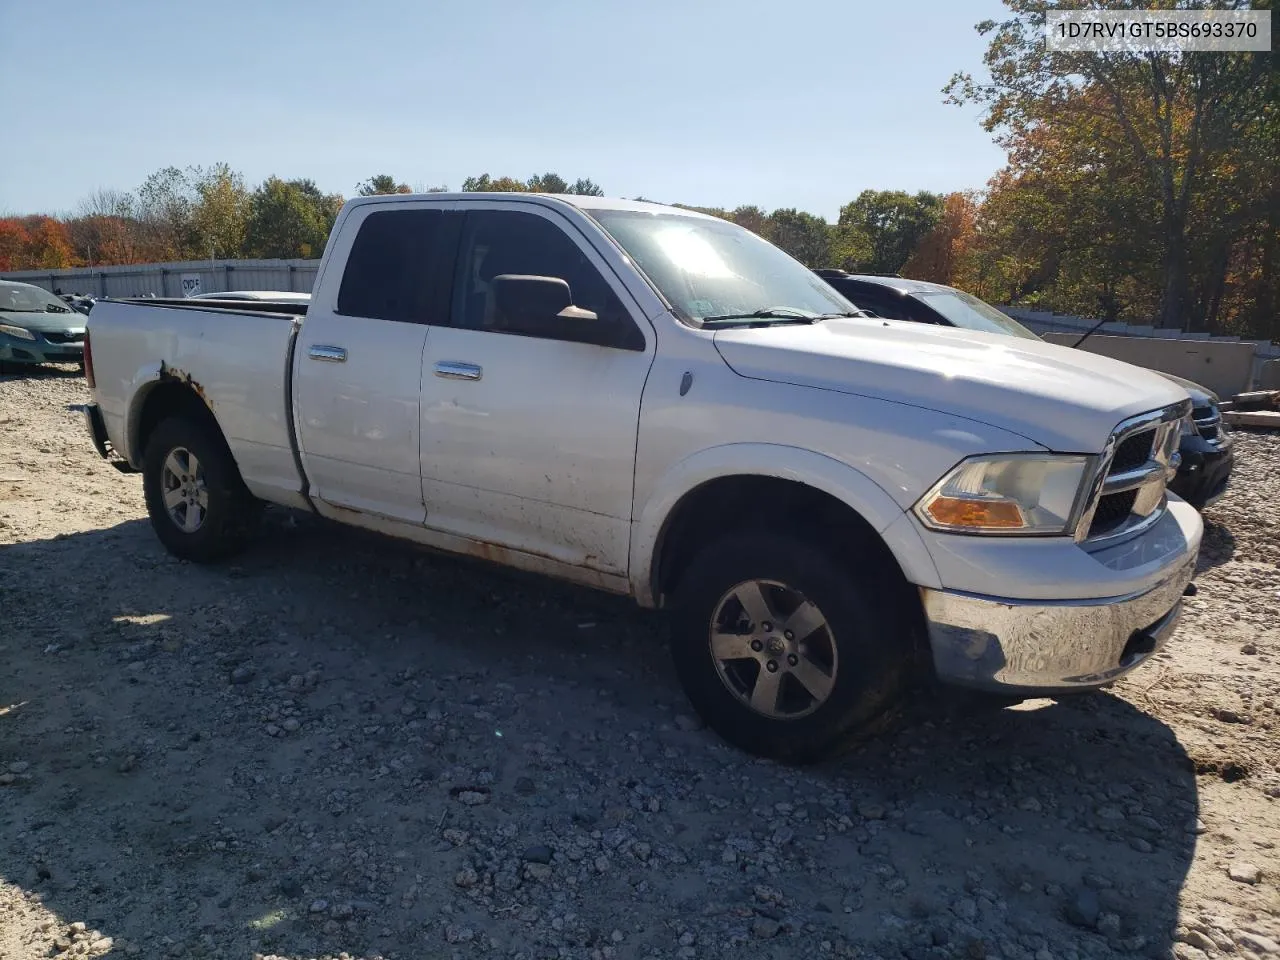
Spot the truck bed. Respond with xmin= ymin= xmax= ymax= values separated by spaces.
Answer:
xmin=87 ymin=297 xmax=308 ymax=506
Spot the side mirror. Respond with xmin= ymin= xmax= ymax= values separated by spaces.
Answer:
xmin=492 ymin=274 xmax=598 ymax=324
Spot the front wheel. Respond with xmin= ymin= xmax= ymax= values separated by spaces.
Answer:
xmin=142 ymin=416 xmax=261 ymax=563
xmin=669 ymin=532 xmax=910 ymax=763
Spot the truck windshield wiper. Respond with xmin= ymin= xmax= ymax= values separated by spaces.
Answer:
xmin=815 ymin=310 xmax=874 ymax=319
xmin=700 ymin=308 xmax=821 ymax=327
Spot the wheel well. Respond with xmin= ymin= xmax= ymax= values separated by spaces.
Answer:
xmin=653 ymin=475 xmax=926 ymax=653
xmin=132 ymin=380 xmax=225 ymax=464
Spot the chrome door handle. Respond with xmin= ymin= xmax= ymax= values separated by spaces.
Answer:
xmin=309 ymin=344 xmax=347 ymax=363
xmin=434 ymin=361 xmax=482 ymax=381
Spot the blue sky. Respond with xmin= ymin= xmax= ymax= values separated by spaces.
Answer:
xmin=2 ymin=0 xmax=1009 ymax=221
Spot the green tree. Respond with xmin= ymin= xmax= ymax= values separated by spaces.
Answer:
xmin=833 ymin=190 xmax=943 ymax=274
xmin=945 ymin=0 xmax=1274 ymax=331
xmin=527 ymin=172 xmax=570 ymax=193
xmin=729 ymin=205 xmax=767 ymax=236
xmin=762 ymin=208 xmax=831 ymax=266
xmin=356 ymin=174 xmax=412 ymax=196
xmin=461 ymin=174 xmax=531 ymax=192
xmin=136 ymin=166 xmax=197 ymax=259
xmin=568 ymin=178 xmax=604 ymax=196
xmin=244 ymin=177 xmax=342 ymax=259
xmin=192 ymin=164 xmax=251 ymax=259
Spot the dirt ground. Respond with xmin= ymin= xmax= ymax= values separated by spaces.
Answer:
xmin=1 ymin=366 xmax=1277 ymax=960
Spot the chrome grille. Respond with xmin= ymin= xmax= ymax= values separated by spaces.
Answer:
xmin=1075 ymin=401 xmax=1191 ymax=544
xmin=42 ymin=331 xmax=85 ymax=344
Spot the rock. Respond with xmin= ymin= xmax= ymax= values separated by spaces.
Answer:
xmin=514 ymin=776 xmax=536 ymax=796
xmin=1175 ymin=945 xmax=1211 ymax=960
xmin=230 ymin=665 xmax=255 ymax=684
xmin=264 ymin=723 xmax=281 ymax=737
xmin=1241 ymin=643 xmax=1258 ymax=655
xmin=442 ymin=828 xmax=469 ymax=846
xmin=1097 ymin=913 xmax=1122 ymax=937
xmin=281 ymin=717 xmax=301 ymax=732
xmin=751 ymin=917 xmax=781 ymax=939
xmin=674 ymin=714 xmax=704 ymax=732
xmin=1228 ymin=862 xmax=1262 ymax=884
xmin=277 ymin=876 xmax=303 ymax=897
xmin=859 ymin=803 xmax=886 ymax=820
xmin=521 ymin=843 xmax=554 ymax=864
xmin=1064 ymin=888 xmax=1100 ymax=929
xmin=8 ymin=761 xmax=29 ymax=774
xmin=90 ymin=938 xmax=114 ymax=952
xmin=308 ymin=898 xmax=328 ymax=913
xmin=454 ymin=867 xmax=478 ymax=888
xmin=1179 ymin=929 xmax=1217 ymax=952
xmin=69 ymin=922 xmax=87 ymax=934
xmin=1129 ymin=837 xmax=1153 ymax=853
xmin=117 ymin=755 xmax=138 ymax=773
xmin=0 ymin=773 xmax=14 ymax=786
xmin=455 ymin=789 xmax=489 ymax=806
xmin=523 ymin=862 xmax=552 ymax=881
xmin=1235 ymin=931 xmax=1280 ymax=955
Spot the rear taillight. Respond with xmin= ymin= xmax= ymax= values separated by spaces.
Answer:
xmin=83 ymin=330 xmax=95 ymax=388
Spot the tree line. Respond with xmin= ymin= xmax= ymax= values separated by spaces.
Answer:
xmin=1 ymin=1 xmax=1274 ymax=340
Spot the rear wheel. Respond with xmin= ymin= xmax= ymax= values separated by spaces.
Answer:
xmin=669 ymin=532 xmax=911 ymax=763
xmin=143 ymin=416 xmax=260 ymax=562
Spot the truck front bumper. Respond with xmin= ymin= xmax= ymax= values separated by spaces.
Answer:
xmin=918 ymin=500 xmax=1202 ymax=694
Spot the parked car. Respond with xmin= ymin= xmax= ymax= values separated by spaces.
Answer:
xmin=191 ymin=290 xmax=312 ymax=303
xmin=814 ymin=270 xmax=1234 ymax=509
xmin=82 ymin=194 xmax=1202 ymax=762
xmin=0 ymin=280 xmax=88 ymax=370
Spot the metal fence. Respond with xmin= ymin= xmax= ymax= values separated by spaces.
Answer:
xmin=1 ymin=258 xmax=320 ymax=300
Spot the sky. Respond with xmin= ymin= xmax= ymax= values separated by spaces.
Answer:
xmin=1 ymin=0 xmax=1009 ymax=222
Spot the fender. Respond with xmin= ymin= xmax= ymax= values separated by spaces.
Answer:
xmin=629 ymin=442 xmax=942 ymax=606
xmin=117 ymin=360 xmax=164 ymax=466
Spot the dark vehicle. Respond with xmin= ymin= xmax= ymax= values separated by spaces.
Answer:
xmin=814 ymin=270 xmax=1234 ymax=509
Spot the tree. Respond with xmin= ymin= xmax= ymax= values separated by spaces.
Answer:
xmin=356 ymin=174 xmax=412 ymax=196
xmin=945 ymin=0 xmax=1274 ymax=331
xmin=461 ymin=174 xmax=531 ymax=192
xmin=833 ymin=190 xmax=943 ymax=274
xmin=192 ymin=164 xmax=251 ymax=259
xmin=527 ymin=172 xmax=569 ymax=194
xmin=136 ymin=166 xmax=198 ymax=260
xmin=244 ymin=177 xmax=342 ymax=259
xmin=729 ymin=205 xmax=767 ymax=236
xmin=568 ymin=178 xmax=604 ymax=197
xmin=903 ymin=192 xmax=979 ymax=285
xmin=0 ymin=219 xmax=30 ymax=272
xmin=762 ymin=209 xmax=831 ymax=267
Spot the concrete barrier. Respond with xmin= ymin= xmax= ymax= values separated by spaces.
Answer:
xmin=1041 ymin=332 xmax=1256 ymax=398
xmin=1260 ymin=359 xmax=1280 ymax=391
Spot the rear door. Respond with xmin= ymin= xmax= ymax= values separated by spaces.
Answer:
xmin=417 ymin=201 xmax=655 ymax=575
xmin=292 ymin=204 xmax=455 ymax=522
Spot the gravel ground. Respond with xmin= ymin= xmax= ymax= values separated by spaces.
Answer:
xmin=1 ymin=367 xmax=1278 ymax=960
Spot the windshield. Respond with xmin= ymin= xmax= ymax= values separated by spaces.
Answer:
xmin=0 ymin=283 xmax=72 ymax=314
xmin=590 ymin=210 xmax=856 ymax=325
xmin=914 ymin=290 xmax=1041 ymax=340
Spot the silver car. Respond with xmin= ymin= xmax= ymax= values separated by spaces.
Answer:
xmin=0 ymin=280 xmax=87 ymax=370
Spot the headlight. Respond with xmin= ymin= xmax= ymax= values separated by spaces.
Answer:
xmin=915 ymin=454 xmax=1091 ymax=535
xmin=0 ymin=323 xmax=37 ymax=341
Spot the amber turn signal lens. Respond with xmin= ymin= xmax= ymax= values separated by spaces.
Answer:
xmin=924 ymin=496 xmax=1026 ymax=530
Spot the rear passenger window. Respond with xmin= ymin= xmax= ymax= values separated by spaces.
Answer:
xmin=337 ymin=209 xmax=444 ymax=323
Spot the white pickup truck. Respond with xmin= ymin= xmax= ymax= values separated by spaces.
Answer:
xmin=83 ymin=193 xmax=1202 ymax=761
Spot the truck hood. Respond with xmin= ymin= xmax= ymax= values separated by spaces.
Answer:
xmin=713 ymin=318 xmax=1190 ymax=452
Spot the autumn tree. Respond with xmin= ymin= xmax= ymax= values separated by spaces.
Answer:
xmin=192 ymin=164 xmax=251 ymax=259
xmin=0 ymin=219 xmax=30 ymax=272
xmin=945 ymin=0 xmax=1275 ymax=331
xmin=903 ymin=192 xmax=979 ymax=285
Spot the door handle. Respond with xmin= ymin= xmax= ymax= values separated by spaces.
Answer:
xmin=309 ymin=344 xmax=347 ymax=363
xmin=434 ymin=361 xmax=482 ymax=381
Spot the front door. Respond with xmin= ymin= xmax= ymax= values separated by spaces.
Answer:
xmin=293 ymin=204 xmax=454 ymax=523
xmin=418 ymin=203 xmax=656 ymax=575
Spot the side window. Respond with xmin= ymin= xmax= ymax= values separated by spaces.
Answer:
xmin=337 ymin=209 xmax=445 ymax=323
xmin=451 ymin=209 xmax=643 ymax=350
xmin=847 ymin=285 xmax=904 ymax=321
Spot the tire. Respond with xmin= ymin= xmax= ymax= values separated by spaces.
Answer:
xmin=142 ymin=416 xmax=261 ymax=563
xmin=669 ymin=532 xmax=910 ymax=763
